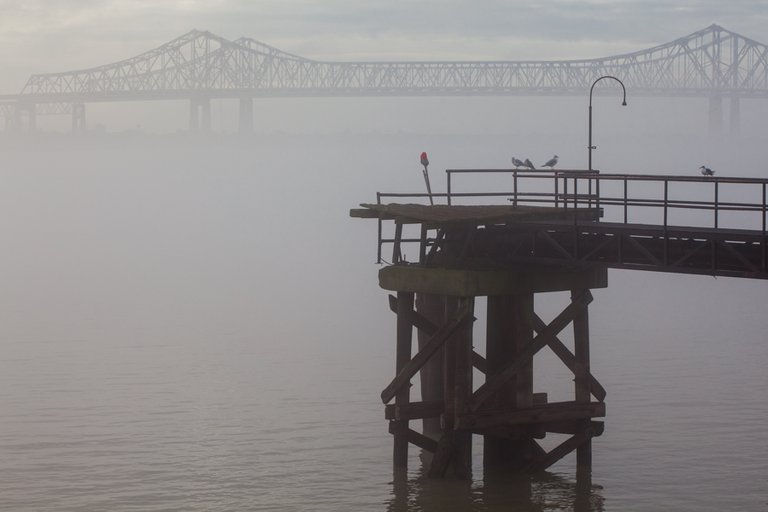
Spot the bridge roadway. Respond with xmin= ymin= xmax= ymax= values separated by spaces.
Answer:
xmin=352 ymin=170 xmax=768 ymax=280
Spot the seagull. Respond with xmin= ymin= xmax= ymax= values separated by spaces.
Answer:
xmin=699 ymin=165 xmax=715 ymax=176
xmin=511 ymin=157 xmax=525 ymax=168
xmin=523 ymin=158 xmax=536 ymax=170
xmin=542 ymin=155 xmax=559 ymax=169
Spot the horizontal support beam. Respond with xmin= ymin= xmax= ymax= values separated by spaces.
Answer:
xmin=385 ymin=400 xmax=444 ymax=421
xmin=458 ymin=401 xmax=605 ymax=430
xmin=380 ymin=265 xmax=607 ymax=296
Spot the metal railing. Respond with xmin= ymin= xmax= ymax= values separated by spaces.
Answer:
xmin=372 ymin=169 xmax=768 ymax=264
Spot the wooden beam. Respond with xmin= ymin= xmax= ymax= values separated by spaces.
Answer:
xmin=381 ymin=300 xmax=473 ymax=404
xmin=532 ymin=314 xmax=606 ymax=402
xmin=458 ymin=401 xmax=605 ymax=430
xmin=388 ymin=422 xmax=439 ymax=453
xmin=393 ymin=291 xmax=414 ymax=470
xmin=390 ymin=294 xmax=487 ymax=375
xmin=524 ymin=427 xmax=594 ymax=473
xmin=385 ymin=400 xmax=444 ymax=421
xmin=470 ymin=290 xmax=593 ymax=411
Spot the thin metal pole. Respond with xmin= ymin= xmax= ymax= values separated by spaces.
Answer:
xmin=623 ymin=178 xmax=628 ymax=223
xmin=714 ymin=181 xmax=719 ymax=229
xmin=447 ymin=171 xmax=452 ymax=206
xmin=513 ymin=170 xmax=518 ymax=206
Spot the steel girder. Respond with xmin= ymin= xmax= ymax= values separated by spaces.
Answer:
xmin=9 ymin=24 xmax=768 ymax=103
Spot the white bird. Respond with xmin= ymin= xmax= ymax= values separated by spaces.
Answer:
xmin=511 ymin=157 xmax=525 ymax=168
xmin=699 ymin=165 xmax=715 ymax=176
xmin=523 ymin=158 xmax=536 ymax=170
xmin=542 ymin=155 xmax=559 ymax=169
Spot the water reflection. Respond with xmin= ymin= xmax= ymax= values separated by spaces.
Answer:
xmin=388 ymin=465 xmax=604 ymax=512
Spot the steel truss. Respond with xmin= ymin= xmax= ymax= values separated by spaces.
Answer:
xmin=8 ymin=23 xmax=768 ymax=105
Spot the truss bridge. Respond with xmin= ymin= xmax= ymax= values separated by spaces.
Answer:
xmin=2 ymin=24 xmax=767 ymax=132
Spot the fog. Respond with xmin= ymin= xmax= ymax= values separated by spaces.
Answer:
xmin=0 ymin=92 xmax=766 ymax=511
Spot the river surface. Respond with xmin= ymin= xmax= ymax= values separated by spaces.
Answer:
xmin=0 ymin=132 xmax=766 ymax=511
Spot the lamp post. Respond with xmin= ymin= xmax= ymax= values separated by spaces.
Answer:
xmin=588 ymin=76 xmax=627 ymax=171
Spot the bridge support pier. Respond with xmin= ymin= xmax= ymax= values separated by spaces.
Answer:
xmin=12 ymin=102 xmax=36 ymax=133
xmin=380 ymin=264 xmax=607 ymax=480
xmin=708 ymin=95 xmax=723 ymax=136
xmin=71 ymin=103 xmax=86 ymax=133
xmin=189 ymin=97 xmax=211 ymax=132
xmin=238 ymin=97 xmax=254 ymax=133
xmin=729 ymin=96 xmax=740 ymax=136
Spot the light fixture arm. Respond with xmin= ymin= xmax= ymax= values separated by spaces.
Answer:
xmin=588 ymin=75 xmax=627 ymax=171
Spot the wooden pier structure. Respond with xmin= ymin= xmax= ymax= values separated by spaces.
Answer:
xmin=351 ymin=169 xmax=768 ymax=479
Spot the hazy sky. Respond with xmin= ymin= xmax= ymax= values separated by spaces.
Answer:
xmin=1 ymin=0 xmax=768 ymax=91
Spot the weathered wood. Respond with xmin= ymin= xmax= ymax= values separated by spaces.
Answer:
xmin=452 ymin=297 xmax=474 ymax=478
xmin=388 ymin=422 xmax=439 ymax=453
xmin=531 ymin=314 xmax=606 ymax=402
xmin=427 ymin=430 xmax=455 ymax=478
xmin=572 ymin=288 xmax=591 ymax=405
xmin=381 ymin=299 xmax=473 ymax=404
xmin=385 ymin=400 xmax=444 ymax=421
xmin=379 ymin=265 xmax=608 ymax=296
xmin=484 ymin=293 xmax=535 ymax=473
xmin=414 ymin=293 xmax=445 ymax=439
xmin=459 ymin=401 xmax=605 ymax=430
xmin=393 ymin=291 xmax=414 ymax=470
xmin=390 ymin=293 xmax=488 ymax=376
xmin=471 ymin=290 xmax=593 ymax=411
xmin=536 ymin=419 xmax=604 ymax=436
xmin=524 ymin=426 xmax=594 ymax=473
xmin=472 ymin=351 xmax=487 ymax=374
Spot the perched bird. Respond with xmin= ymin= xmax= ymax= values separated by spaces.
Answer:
xmin=542 ymin=155 xmax=559 ymax=169
xmin=511 ymin=157 xmax=525 ymax=168
xmin=699 ymin=165 xmax=715 ymax=176
xmin=523 ymin=158 xmax=536 ymax=170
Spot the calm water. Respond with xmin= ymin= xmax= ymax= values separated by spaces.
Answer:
xmin=0 ymin=132 xmax=766 ymax=511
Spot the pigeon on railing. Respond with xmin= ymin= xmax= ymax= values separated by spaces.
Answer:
xmin=699 ymin=165 xmax=715 ymax=176
xmin=511 ymin=157 xmax=525 ymax=168
xmin=523 ymin=158 xmax=536 ymax=170
xmin=542 ymin=155 xmax=559 ymax=169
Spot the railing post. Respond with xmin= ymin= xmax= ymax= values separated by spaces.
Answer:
xmin=555 ymin=173 xmax=560 ymax=208
xmin=595 ymin=172 xmax=601 ymax=211
xmin=564 ymin=177 xmax=569 ymax=209
xmin=623 ymin=178 xmax=628 ymax=224
xmin=714 ymin=181 xmax=719 ymax=229
xmin=447 ymin=171 xmax=452 ymax=206
xmin=513 ymin=170 xmax=518 ymax=207
xmin=663 ymin=179 xmax=669 ymax=265
xmin=377 ymin=192 xmax=383 ymax=264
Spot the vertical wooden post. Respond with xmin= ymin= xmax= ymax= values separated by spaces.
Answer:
xmin=572 ymin=288 xmax=592 ymax=474
xmin=393 ymin=291 xmax=414 ymax=470
xmin=484 ymin=293 xmax=534 ymax=472
xmin=452 ymin=297 xmax=474 ymax=478
xmin=415 ymin=293 xmax=445 ymax=439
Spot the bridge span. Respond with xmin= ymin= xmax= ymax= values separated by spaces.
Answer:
xmin=2 ymin=24 xmax=767 ymax=133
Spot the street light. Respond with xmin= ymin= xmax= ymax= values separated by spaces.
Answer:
xmin=588 ymin=75 xmax=627 ymax=171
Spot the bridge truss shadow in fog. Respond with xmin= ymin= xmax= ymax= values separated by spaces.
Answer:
xmin=1 ymin=24 xmax=767 ymax=133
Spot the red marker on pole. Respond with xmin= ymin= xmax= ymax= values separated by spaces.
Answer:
xmin=420 ymin=151 xmax=434 ymax=205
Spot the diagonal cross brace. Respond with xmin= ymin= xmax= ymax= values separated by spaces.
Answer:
xmin=470 ymin=290 xmax=593 ymax=412
xmin=388 ymin=294 xmax=487 ymax=373
xmin=531 ymin=314 xmax=606 ymax=402
xmin=381 ymin=299 xmax=474 ymax=404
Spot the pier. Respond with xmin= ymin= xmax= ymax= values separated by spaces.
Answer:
xmin=351 ymin=168 xmax=768 ymax=478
